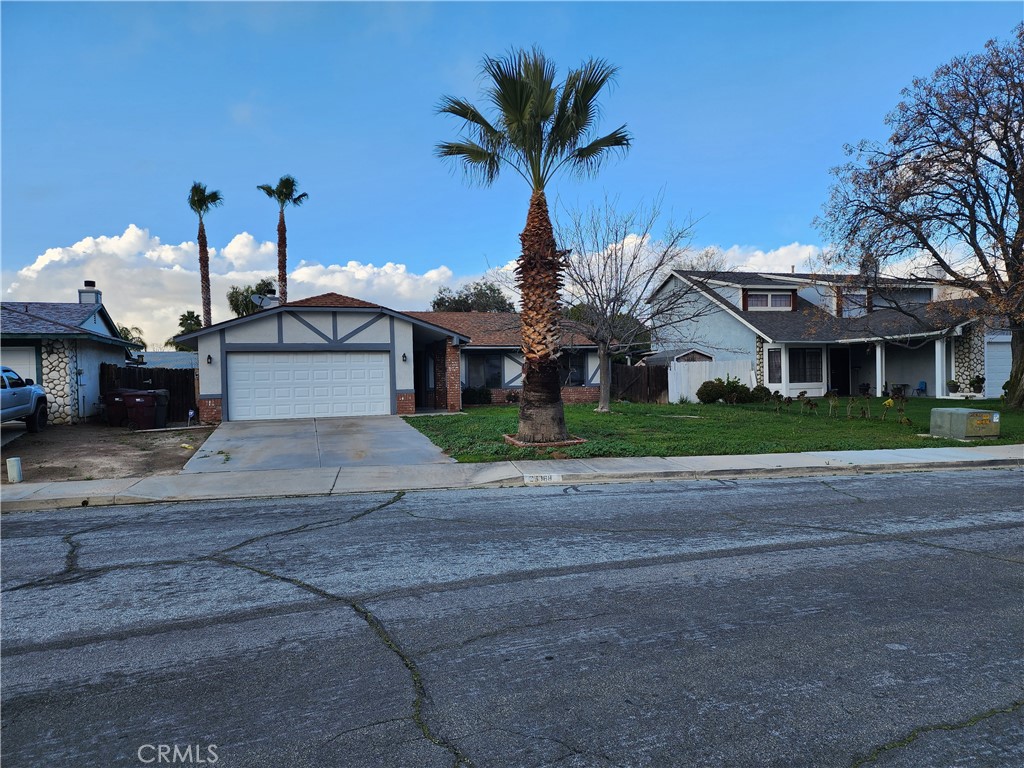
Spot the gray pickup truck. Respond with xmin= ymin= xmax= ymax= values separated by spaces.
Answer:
xmin=1 ymin=366 xmax=48 ymax=432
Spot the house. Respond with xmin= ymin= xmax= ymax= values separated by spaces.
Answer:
xmin=0 ymin=281 xmax=141 ymax=423
xmin=651 ymin=270 xmax=1010 ymax=401
xmin=405 ymin=311 xmax=601 ymax=405
xmin=174 ymin=293 xmax=601 ymax=423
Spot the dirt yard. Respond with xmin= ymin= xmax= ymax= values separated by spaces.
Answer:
xmin=1 ymin=424 xmax=215 ymax=484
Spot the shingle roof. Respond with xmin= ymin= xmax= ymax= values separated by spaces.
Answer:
xmin=283 ymin=293 xmax=381 ymax=309
xmin=737 ymin=298 xmax=982 ymax=343
xmin=1 ymin=302 xmax=135 ymax=347
xmin=405 ymin=311 xmax=598 ymax=348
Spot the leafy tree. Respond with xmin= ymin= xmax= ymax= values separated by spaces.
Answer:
xmin=431 ymin=280 xmax=515 ymax=312
xmin=817 ymin=26 xmax=1024 ymax=407
xmin=257 ymin=175 xmax=308 ymax=305
xmin=117 ymin=325 xmax=146 ymax=349
xmin=188 ymin=182 xmax=224 ymax=327
xmin=437 ymin=47 xmax=631 ymax=441
xmin=557 ymin=195 xmax=721 ymax=411
xmin=227 ymin=277 xmax=277 ymax=318
xmin=165 ymin=311 xmax=203 ymax=350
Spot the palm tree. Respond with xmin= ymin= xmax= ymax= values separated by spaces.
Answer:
xmin=437 ymin=48 xmax=631 ymax=442
xmin=165 ymin=310 xmax=203 ymax=350
xmin=188 ymin=182 xmax=224 ymax=327
xmin=257 ymin=175 xmax=308 ymax=304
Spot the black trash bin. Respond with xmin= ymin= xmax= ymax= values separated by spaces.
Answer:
xmin=103 ymin=389 xmax=132 ymax=428
xmin=152 ymin=389 xmax=170 ymax=429
xmin=123 ymin=391 xmax=157 ymax=430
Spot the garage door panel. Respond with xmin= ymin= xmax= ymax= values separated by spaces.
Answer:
xmin=227 ymin=351 xmax=391 ymax=421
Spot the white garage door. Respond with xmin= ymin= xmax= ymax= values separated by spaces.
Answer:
xmin=985 ymin=336 xmax=1011 ymax=398
xmin=227 ymin=351 xmax=391 ymax=420
xmin=0 ymin=347 xmax=39 ymax=383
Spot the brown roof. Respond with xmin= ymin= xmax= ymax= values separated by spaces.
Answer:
xmin=283 ymin=293 xmax=381 ymax=309
xmin=405 ymin=311 xmax=597 ymax=348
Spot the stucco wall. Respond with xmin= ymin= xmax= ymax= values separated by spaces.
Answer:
xmin=655 ymin=291 xmax=755 ymax=361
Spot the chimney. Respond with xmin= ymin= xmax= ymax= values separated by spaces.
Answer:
xmin=78 ymin=280 xmax=102 ymax=304
xmin=261 ymin=289 xmax=281 ymax=309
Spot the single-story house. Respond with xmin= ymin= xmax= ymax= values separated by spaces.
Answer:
xmin=174 ymin=293 xmax=600 ymax=422
xmin=0 ymin=281 xmax=141 ymax=424
xmin=651 ymin=270 xmax=1009 ymax=400
xmin=405 ymin=311 xmax=601 ymax=405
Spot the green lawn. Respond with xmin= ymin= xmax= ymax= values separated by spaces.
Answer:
xmin=404 ymin=398 xmax=1022 ymax=463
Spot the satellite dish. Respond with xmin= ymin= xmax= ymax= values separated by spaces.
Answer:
xmin=251 ymin=294 xmax=273 ymax=308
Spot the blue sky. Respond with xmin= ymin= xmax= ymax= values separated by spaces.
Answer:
xmin=2 ymin=1 xmax=1019 ymax=348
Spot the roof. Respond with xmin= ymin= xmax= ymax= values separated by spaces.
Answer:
xmin=404 ymin=311 xmax=599 ymax=349
xmin=282 ymin=293 xmax=381 ymax=309
xmin=173 ymin=293 xmax=472 ymax=345
xmin=138 ymin=351 xmax=199 ymax=369
xmin=0 ymin=302 xmax=139 ymax=349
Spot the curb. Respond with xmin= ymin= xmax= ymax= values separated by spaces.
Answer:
xmin=2 ymin=458 xmax=1019 ymax=513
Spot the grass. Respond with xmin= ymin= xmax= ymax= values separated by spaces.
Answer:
xmin=404 ymin=398 xmax=1022 ymax=463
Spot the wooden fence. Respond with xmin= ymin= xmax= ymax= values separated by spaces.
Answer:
xmin=99 ymin=363 xmax=198 ymax=423
xmin=610 ymin=363 xmax=669 ymax=403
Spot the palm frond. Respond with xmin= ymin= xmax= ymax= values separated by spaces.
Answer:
xmin=188 ymin=181 xmax=223 ymax=217
xmin=436 ymin=140 xmax=503 ymax=185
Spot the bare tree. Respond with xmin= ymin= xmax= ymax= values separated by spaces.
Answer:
xmin=816 ymin=25 xmax=1024 ymax=407
xmin=556 ymin=194 xmax=722 ymax=411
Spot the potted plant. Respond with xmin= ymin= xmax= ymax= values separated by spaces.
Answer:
xmin=947 ymin=379 xmax=960 ymax=393
xmin=969 ymin=374 xmax=985 ymax=394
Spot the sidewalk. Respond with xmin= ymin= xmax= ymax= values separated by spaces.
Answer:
xmin=2 ymin=444 xmax=1021 ymax=512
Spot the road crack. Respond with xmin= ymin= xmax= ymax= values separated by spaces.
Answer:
xmin=850 ymin=699 xmax=1024 ymax=767
xmin=211 ymin=553 xmax=473 ymax=767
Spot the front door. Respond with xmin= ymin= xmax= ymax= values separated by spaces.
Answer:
xmin=828 ymin=347 xmax=850 ymax=396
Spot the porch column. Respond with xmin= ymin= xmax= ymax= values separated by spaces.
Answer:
xmin=444 ymin=338 xmax=462 ymax=412
xmin=934 ymin=337 xmax=946 ymax=397
xmin=781 ymin=346 xmax=790 ymax=396
xmin=875 ymin=342 xmax=885 ymax=396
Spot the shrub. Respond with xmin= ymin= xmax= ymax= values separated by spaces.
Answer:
xmin=696 ymin=379 xmax=727 ymax=404
xmin=462 ymin=386 xmax=493 ymax=405
xmin=750 ymin=384 xmax=773 ymax=403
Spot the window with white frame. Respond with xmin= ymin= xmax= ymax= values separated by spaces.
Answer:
xmin=746 ymin=291 xmax=793 ymax=310
xmin=789 ymin=349 xmax=823 ymax=383
xmin=767 ymin=349 xmax=782 ymax=384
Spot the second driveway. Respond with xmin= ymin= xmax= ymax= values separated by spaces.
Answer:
xmin=181 ymin=416 xmax=454 ymax=473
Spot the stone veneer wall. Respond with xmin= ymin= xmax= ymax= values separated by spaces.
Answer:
xmin=952 ymin=325 xmax=986 ymax=389
xmin=754 ymin=337 xmax=765 ymax=386
xmin=41 ymin=339 xmax=80 ymax=424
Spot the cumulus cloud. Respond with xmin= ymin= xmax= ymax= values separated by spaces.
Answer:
xmin=719 ymin=242 xmax=822 ymax=273
xmin=2 ymin=225 xmax=460 ymax=352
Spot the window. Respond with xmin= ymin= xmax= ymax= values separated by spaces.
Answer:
xmin=746 ymin=291 xmax=793 ymax=310
xmin=559 ymin=352 xmax=587 ymax=386
xmin=747 ymin=293 xmax=769 ymax=308
xmin=768 ymin=349 xmax=782 ymax=384
xmin=789 ymin=349 xmax=823 ymax=383
xmin=466 ymin=354 xmax=502 ymax=388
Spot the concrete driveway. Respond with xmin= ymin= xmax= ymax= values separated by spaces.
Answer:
xmin=182 ymin=416 xmax=454 ymax=473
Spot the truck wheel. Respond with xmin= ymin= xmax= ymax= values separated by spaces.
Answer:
xmin=26 ymin=402 xmax=47 ymax=433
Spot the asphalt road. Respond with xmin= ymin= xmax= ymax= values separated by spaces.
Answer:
xmin=2 ymin=469 xmax=1022 ymax=768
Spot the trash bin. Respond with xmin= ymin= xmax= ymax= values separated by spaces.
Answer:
xmin=152 ymin=389 xmax=170 ymax=429
xmin=103 ymin=389 xmax=131 ymax=428
xmin=123 ymin=391 xmax=157 ymax=430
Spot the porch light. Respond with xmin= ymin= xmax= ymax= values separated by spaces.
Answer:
xmin=402 ymin=353 xmax=408 ymax=362
xmin=206 ymin=355 xmax=213 ymax=365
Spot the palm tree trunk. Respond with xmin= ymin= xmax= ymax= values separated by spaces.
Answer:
xmin=516 ymin=190 xmax=569 ymax=442
xmin=277 ymin=209 xmax=288 ymax=304
xmin=198 ymin=220 xmax=212 ymax=327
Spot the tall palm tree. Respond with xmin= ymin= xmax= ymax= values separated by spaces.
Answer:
xmin=437 ymin=48 xmax=631 ymax=443
xmin=257 ymin=175 xmax=308 ymax=304
xmin=188 ymin=182 xmax=223 ymax=327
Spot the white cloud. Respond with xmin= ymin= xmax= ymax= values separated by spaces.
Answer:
xmin=3 ymin=225 xmax=460 ymax=352
xmin=720 ymin=242 xmax=822 ymax=273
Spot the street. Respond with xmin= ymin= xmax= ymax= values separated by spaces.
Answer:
xmin=2 ymin=469 xmax=1022 ymax=767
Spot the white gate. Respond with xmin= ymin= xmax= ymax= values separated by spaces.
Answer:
xmin=668 ymin=360 xmax=755 ymax=403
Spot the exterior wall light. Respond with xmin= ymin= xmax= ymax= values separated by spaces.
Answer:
xmin=402 ymin=353 xmax=408 ymax=362
xmin=206 ymin=355 xmax=213 ymax=365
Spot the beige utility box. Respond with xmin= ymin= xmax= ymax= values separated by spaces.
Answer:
xmin=930 ymin=408 xmax=1001 ymax=439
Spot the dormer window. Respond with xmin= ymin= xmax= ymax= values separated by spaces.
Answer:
xmin=744 ymin=291 xmax=793 ymax=311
